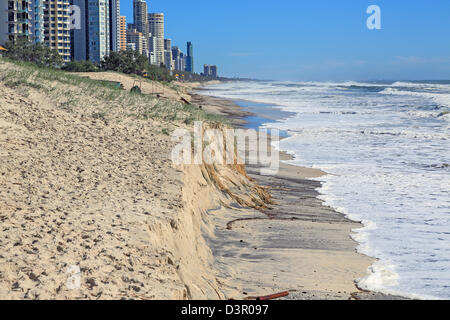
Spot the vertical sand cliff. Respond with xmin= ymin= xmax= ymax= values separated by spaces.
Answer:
xmin=0 ymin=60 xmax=270 ymax=299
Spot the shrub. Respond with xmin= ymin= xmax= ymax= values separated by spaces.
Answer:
xmin=3 ymin=37 xmax=64 ymax=68
xmin=62 ymin=60 xmax=98 ymax=72
xmin=101 ymin=50 xmax=174 ymax=82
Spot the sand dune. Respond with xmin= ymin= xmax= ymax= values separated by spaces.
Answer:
xmin=0 ymin=60 xmax=268 ymax=299
xmin=0 ymin=59 xmax=392 ymax=301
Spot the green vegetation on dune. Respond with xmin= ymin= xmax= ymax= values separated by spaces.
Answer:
xmin=0 ymin=58 xmax=226 ymax=126
xmin=62 ymin=60 xmax=99 ymax=72
xmin=101 ymin=51 xmax=175 ymax=82
xmin=2 ymin=37 xmax=64 ymax=68
xmin=3 ymin=38 xmax=175 ymax=82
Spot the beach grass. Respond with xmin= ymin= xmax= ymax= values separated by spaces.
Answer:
xmin=0 ymin=58 xmax=227 ymax=125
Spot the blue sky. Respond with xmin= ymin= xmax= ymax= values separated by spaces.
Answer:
xmin=121 ymin=0 xmax=450 ymax=80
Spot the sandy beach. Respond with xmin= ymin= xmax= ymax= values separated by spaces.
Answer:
xmin=0 ymin=59 xmax=404 ymax=300
xmin=0 ymin=60 xmax=267 ymax=299
xmin=191 ymin=91 xmax=407 ymax=300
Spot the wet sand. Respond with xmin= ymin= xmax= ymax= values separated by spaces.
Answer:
xmin=193 ymin=89 xmax=406 ymax=300
xmin=0 ymin=58 xmax=406 ymax=300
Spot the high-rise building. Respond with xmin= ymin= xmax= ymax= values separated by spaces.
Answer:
xmin=71 ymin=0 xmax=86 ymax=60
xmin=72 ymin=0 xmax=110 ymax=63
xmin=164 ymin=50 xmax=173 ymax=70
xmin=164 ymin=38 xmax=173 ymax=70
xmin=172 ymin=46 xmax=181 ymax=70
xmin=186 ymin=41 xmax=194 ymax=73
xmin=126 ymin=43 xmax=136 ymax=51
xmin=179 ymin=52 xmax=186 ymax=71
xmin=133 ymin=0 xmax=148 ymax=35
xmin=30 ymin=0 xmax=45 ymax=43
xmin=0 ymin=0 xmax=31 ymax=45
xmin=171 ymin=46 xmax=180 ymax=59
xmin=133 ymin=0 xmax=148 ymax=55
xmin=119 ymin=16 xmax=126 ymax=51
xmin=164 ymin=38 xmax=171 ymax=51
xmin=109 ymin=0 xmax=120 ymax=52
xmin=43 ymin=0 xmax=72 ymax=62
xmin=203 ymin=64 xmax=218 ymax=78
xmin=89 ymin=0 xmax=110 ymax=62
xmin=210 ymin=65 xmax=218 ymax=78
xmin=148 ymin=13 xmax=163 ymax=38
xmin=203 ymin=64 xmax=211 ymax=76
xmin=126 ymin=28 xmax=145 ymax=56
xmin=148 ymin=13 xmax=164 ymax=66
xmin=172 ymin=46 xmax=186 ymax=72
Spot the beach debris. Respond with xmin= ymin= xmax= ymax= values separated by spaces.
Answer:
xmin=86 ymin=278 xmax=97 ymax=290
xmin=257 ymin=291 xmax=289 ymax=300
xmin=130 ymin=80 xmax=142 ymax=94
xmin=245 ymin=291 xmax=289 ymax=300
xmin=180 ymin=97 xmax=191 ymax=105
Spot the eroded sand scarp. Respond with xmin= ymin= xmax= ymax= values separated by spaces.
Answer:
xmin=0 ymin=61 xmax=268 ymax=299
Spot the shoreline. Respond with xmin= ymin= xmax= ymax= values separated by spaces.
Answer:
xmin=191 ymin=86 xmax=407 ymax=300
xmin=0 ymin=59 xmax=409 ymax=300
xmin=0 ymin=61 xmax=259 ymax=300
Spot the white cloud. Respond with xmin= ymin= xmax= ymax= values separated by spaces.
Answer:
xmin=392 ymin=56 xmax=450 ymax=65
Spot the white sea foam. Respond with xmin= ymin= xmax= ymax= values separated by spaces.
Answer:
xmin=381 ymin=87 xmax=450 ymax=113
xmin=202 ymin=80 xmax=450 ymax=299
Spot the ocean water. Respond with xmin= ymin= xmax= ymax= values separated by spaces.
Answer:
xmin=201 ymin=80 xmax=450 ymax=299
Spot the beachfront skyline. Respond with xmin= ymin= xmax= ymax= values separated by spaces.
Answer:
xmin=121 ymin=0 xmax=450 ymax=81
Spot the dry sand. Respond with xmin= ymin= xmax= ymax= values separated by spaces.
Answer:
xmin=0 ymin=59 xmax=402 ymax=300
xmin=0 ymin=61 xmax=269 ymax=299
xmin=69 ymin=71 xmax=189 ymax=100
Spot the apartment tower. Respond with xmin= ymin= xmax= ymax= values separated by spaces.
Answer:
xmin=88 ymin=0 xmax=110 ymax=62
xmin=119 ymin=16 xmax=126 ymax=51
xmin=203 ymin=64 xmax=211 ymax=76
xmin=210 ymin=65 xmax=218 ymax=78
xmin=72 ymin=0 xmax=110 ymax=63
xmin=126 ymin=28 xmax=145 ymax=56
xmin=186 ymin=41 xmax=194 ymax=73
xmin=0 ymin=0 xmax=32 ymax=45
xmin=30 ymin=0 xmax=44 ymax=43
xmin=164 ymin=38 xmax=173 ymax=70
xmin=133 ymin=0 xmax=148 ymax=55
xmin=203 ymin=64 xmax=218 ymax=77
xmin=109 ymin=0 xmax=120 ymax=52
xmin=43 ymin=0 xmax=71 ymax=62
xmin=148 ymin=13 xmax=164 ymax=66
xmin=172 ymin=46 xmax=186 ymax=72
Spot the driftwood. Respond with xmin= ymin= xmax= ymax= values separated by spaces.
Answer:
xmin=244 ymin=291 xmax=289 ymax=300
xmin=180 ymin=97 xmax=191 ymax=105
